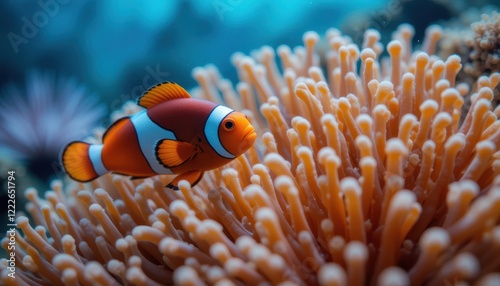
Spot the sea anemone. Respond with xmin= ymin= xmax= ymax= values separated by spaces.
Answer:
xmin=2 ymin=22 xmax=500 ymax=285
xmin=0 ymin=71 xmax=106 ymax=180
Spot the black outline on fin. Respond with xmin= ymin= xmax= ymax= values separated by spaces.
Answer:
xmin=102 ymin=116 xmax=130 ymax=143
xmin=60 ymin=141 xmax=97 ymax=183
xmin=136 ymin=81 xmax=190 ymax=108
xmin=165 ymin=170 xmax=204 ymax=190
xmin=154 ymin=139 xmax=196 ymax=169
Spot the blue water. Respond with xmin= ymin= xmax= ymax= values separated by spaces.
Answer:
xmin=1 ymin=0 xmax=391 ymax=103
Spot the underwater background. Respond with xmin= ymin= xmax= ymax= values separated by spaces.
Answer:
xmin=0 ymin=0 xmax=499 ymax=263
xmin=3 ymin=0 xmax=498 ymax=180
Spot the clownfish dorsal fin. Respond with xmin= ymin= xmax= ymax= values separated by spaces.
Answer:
xmin=155 ymin=139 xmax=197 ymax=168
xmin=137 ymin=82 xmax=191 ymax=109
xmin=102 ymin=116 xmax=130 ymax=143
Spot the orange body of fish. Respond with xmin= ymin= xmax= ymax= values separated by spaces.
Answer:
xmin=61 ymin=82 xmax=257 ymax=189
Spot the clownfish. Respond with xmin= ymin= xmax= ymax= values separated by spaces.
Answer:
xmin=61 ymin=82 xmax=257 ymax=189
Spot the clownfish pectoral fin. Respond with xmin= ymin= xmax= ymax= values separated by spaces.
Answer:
xmin=137 ymin=82 xmax=191 ymax=109
xmin=61 ymin=141 xmax=100 ymax=182
xmin=155 ymin=139 xmax=197 ymax=168
xmin=166 ymin=170 xmax=204 ymax=190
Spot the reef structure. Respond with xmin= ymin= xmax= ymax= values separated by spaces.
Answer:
xmin=2 ymin=22 xmax=500 ymax=285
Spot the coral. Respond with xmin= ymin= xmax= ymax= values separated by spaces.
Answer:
xmin=439 ymin=8 xmax=500 ymax=122
xmin=0 ymin=71 xmax=106 ymax=180
xmin=2 ymin=23 xmax=500 ymax=285
xmin=468 ymin=11 xmax=500 ymax=77
xmin=440 ymin=9 xmax=500 ymax=81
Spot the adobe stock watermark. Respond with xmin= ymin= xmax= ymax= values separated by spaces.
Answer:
xmin=7 ymin=0 xmax=71 ymax=54
xmin=109 ymin=64 xmax=170 ymax=111
xmin=212 ymin=0 xmax=244 ymax=21
xmin=351 ymin=0 xmax=412 ymax=44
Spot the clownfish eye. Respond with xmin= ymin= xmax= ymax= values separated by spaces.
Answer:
xmin=223 ymin=119 xmax=235 ymax=131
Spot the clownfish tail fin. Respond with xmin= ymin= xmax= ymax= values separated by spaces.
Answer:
xmin=61 ymin=141 xmax=104 ymax=182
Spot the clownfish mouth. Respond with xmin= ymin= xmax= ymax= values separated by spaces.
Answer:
xmin=242 ymin=125 xmax=257 ymax=144
xmin=234 ymin=126 xmax=257 ymax=155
